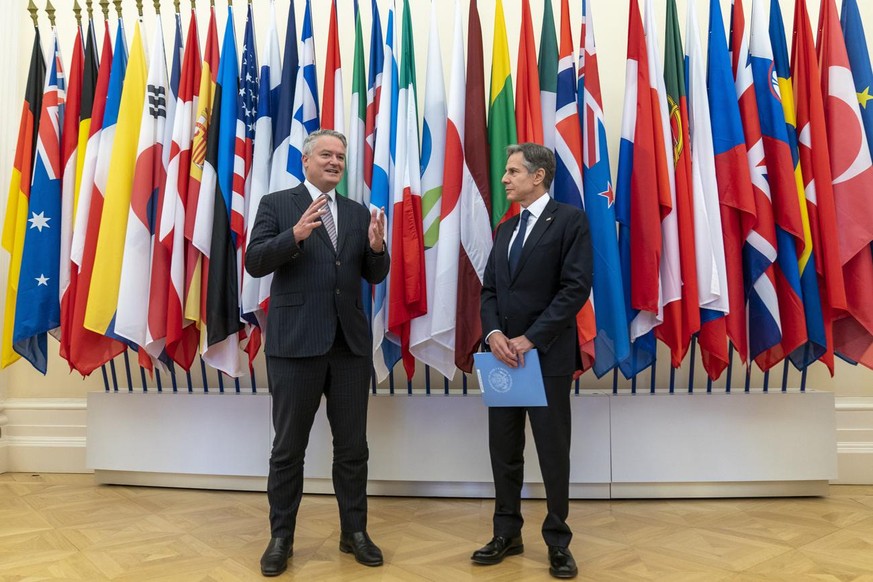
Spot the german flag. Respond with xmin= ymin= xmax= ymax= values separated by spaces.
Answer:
xmin=2 ymin=26 xmax=45 ymax=368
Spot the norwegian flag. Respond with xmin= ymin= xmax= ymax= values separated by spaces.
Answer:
xmin=550 ymin=0 xmax=596 ymax=372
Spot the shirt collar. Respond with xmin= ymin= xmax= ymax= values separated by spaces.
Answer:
xmin=304 ymin=180 xmax=336 ymax=204
xmin=521 ymin=193 xmax=550 ymax=220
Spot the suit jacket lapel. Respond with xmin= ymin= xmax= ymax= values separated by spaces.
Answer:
xmin=498 ymin=214 xmax=518 ymax=283
xmin=511 ymin=198 xmax=558 ymax=282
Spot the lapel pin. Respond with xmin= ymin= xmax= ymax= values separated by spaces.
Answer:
xmin=546 ymin=217 xmax=553 ymax=222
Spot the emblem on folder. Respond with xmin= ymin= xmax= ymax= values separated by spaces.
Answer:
xmin=488 ymin=368 xmax=513 ymax=393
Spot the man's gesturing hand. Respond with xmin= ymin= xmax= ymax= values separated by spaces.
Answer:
xmin=369 ymin=207 xmax=386 ymax=252
xmin=293 ymin=195 xmax=329 ymax=244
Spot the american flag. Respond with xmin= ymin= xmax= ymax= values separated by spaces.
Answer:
xmin=233 ymin=4 xmax=258 ymax=251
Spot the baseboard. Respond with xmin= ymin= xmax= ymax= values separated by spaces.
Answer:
xmin=91 ymin=470 xmax=613 ymax=499
xmin=611 ymin=480 xmax=830 ymax=498
xmin=94 ymin=470 xmax=266 ymax=491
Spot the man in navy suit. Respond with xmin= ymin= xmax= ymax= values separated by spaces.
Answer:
xmin=474 ymin=143 xmax=592 ymax=579
xmin=246 ymin=129 xmax=389 ymax=576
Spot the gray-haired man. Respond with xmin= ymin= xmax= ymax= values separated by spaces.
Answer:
xmin=246 ymin=129 xmax=389 ymax=576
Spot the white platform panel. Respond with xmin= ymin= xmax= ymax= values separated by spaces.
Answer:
xmin=88 ymin=392 xmax=612 ymax=498
xmin=87 ymin=391 xmax=837 ymax=498
xmin=609 ymin=391 xmax=837 ymax=490
xmin=88 ymin=392 xmax=271 ymax=477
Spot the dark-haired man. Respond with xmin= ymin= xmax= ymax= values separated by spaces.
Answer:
xmin=475 ymin=142 xmax=593 ymax=579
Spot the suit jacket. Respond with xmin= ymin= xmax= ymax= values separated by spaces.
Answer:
xmin=481 ymin=197 xmax=593 ymax=376
xmin=245 ymin=184 xmax=390 ymax=358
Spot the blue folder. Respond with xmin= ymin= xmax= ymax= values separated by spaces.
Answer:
xmin=473 ymin=350 xmax=548 ymax=407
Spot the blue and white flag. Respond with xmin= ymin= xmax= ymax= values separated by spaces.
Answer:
xmin=268 ymin=0 xmax=297 ymax=192
xmin=286 ymin=0 xmax=320 ymax=183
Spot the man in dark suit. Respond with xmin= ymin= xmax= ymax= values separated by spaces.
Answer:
xmin=245 ymin=129 xmax=389 ymax=576
xmin=474 ymin=143 xmax=592 ymax=579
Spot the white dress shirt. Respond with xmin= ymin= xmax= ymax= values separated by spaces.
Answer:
xmin=506 ymin=193 xmax=550 ymax=251
xmin=304 ymin=180 xmax=338 ymax=232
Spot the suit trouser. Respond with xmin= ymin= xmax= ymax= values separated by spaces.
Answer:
xmin=266 ymin=330 xmax=371 ymax=539
xmin=488 ymin=374 xmax=573 ymax=548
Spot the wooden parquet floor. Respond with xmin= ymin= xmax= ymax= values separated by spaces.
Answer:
xmin=2 ymin=474 xmax=873 ymax=581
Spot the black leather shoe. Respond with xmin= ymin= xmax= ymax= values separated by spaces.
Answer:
xmin=471 ymin=535 xmax=524 ymax=565
xmin=548 ymin=546 xmax=578 ymax=579
xmin=339 ymin=531 xmax=384 ymax=566
xmin=260 ymin=537 xmax=293 ymax=577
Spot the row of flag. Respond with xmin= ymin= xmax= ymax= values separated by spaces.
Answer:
xmin=2 ymin=0 xmax=872 ymax=385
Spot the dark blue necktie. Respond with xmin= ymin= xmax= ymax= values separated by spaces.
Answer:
xmin=508 ymin=209 xmax=531 ymax=276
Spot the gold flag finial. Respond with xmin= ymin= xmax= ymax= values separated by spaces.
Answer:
xmin=152 ymin=0 xmax=160 ymax=15
xmin=73 ymin=0 xmax=83 ymax=25
xmin=85 ymin=0 xmax=94 ymax=19
xmin=135 ymin=0 xmax=143 ymax=18
xmin=173 ymin=0 xmax=179 ymax=14
xmin=112 ymin=0 xmax=122 ymax=18
xmin=46 ymin=0 xmax=56 ymax=27
xmin=190 ymin=0 xmax=195 ymax=10
xmin=27 ymin=0 xmax=38 ymax=28
xmin=99 ymin=0 xmax=109 ymax=20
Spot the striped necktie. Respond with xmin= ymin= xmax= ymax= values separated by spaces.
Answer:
xmin=321 ymin=197 xmax=337 ymax=249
